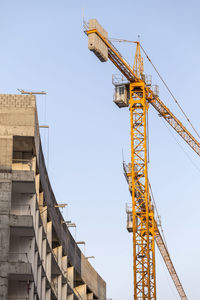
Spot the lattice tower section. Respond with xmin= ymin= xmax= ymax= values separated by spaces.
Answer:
xmin=130 ymin=81 xmax=156 ymax=299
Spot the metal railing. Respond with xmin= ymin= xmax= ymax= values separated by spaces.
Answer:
xmin=112 ymin=74 xmax=129 ymax=85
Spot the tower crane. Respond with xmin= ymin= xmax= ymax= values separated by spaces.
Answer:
xmin=84 ymin=19 xmax=199 ymax=299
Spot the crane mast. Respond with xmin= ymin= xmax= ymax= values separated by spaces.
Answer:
xmin=84 ymin=19 xmax=196 ymax=299
xmin=123 ymin=162 xmax=188 ymax=300
xmin=130 ymin=80 xmax=156 ymax=299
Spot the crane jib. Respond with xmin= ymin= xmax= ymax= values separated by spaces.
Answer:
xmin=87 ymin=28 xmax=200 ymax=157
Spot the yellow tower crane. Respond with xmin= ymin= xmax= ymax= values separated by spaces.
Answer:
xmin=84 ymin=19 xmax=200 ymax=299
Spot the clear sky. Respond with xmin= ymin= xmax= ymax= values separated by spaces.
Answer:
xmin=0 ymin=0 xmax=200 ymax=299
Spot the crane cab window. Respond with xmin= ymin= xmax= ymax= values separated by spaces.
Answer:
xmin=119 ymin=86 xmax=124 ymax=95
xmin=113 ymin=84 xmax=129 ymax=108
xmin=116 ymin=85 xmax=125 ymax=95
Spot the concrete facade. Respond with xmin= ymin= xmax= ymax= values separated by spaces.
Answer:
xmin=0 ymin=94 xmax=106 ymax=300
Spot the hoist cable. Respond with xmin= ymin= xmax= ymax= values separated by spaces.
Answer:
xmin=140 ymin=44 xmax=200 ymax=140
xmin=160 ymin=117 xmax=200 ymax=173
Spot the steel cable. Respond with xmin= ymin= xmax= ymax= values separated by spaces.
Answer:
xmin=140 ymin=44 xmax=200 ymax=140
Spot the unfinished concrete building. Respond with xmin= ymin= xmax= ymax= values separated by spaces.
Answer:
xmin=0 ymin=94 xmax=106 ymax=300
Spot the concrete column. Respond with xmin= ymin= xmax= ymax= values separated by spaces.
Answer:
xmin=57 ymin=274 xmax=62 ymax=300
xmin=28 ymin=281 xmax=35 ymax=299
xmin=52 ymin=276 xmax=58 ymax=297
xmin=35 ymin=174 xmax=40 ymax=200
xmin=40 ymin=206 xmax=47 ymax=233
xmin=37 ymin=265 xmax=42 ymax=297
xmin=0 ymin=195 xmax=11 ymax=254
xmin=67 ymin=266 xmax=74 ymax=288
xmin=87 ymin=292 xmax=94 ymax=300
xmin=0 ymin=260 xmax=8 ymax=300
xmin=46 ymin=288 xmax=51 ymax=300
xmin=57 ymin=246 xmax=62 ymax=269
xmin=75 ymin=284 xmax=87 ymax=300
xmin=38 ymin=225 xmax=42 ymax=256
xmin=32 ymin=156 xmax=37 ymax=175
xmin=62 ymin=283 xmax=67 ymax=300
xmin=62 ymin=255 xmax=67 ymax=277
xmin=47 ymin=221 xmax=52 ymax=246
xmin=29 ymin=237 xmax=35 ymax=265
xmin=53 ymin=245 xmax=62 ymax=269
xmin=39 ymin=192 xmax=47 ymax=232
xmin=35 ymin=209 xmax=39 ymax=240
xmin=34 ymin=251 xmax=38 ymax=284
xmin=46 ymin=253 xmax=52 ymax=282
xmin=39 ymin=191 xmax=44 ymax=207
xmin=42 ymin=238 xmax=47 ymax=270
xmin=0 ymin=136 xmax=12 ymax=300
xmin=32 ymin=194 xmax=36 ymax=227
xmin=67 ymin=294 xmax=74 ymax=300
xmin=41 ymin=276 xmax=46 ymax=300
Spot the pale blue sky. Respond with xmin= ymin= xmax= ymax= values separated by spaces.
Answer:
xmin=0 ymin=1 xmax=200 ymax=299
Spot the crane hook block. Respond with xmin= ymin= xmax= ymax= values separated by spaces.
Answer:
xmin=88 ymin=19 xmax=108 ymax=62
